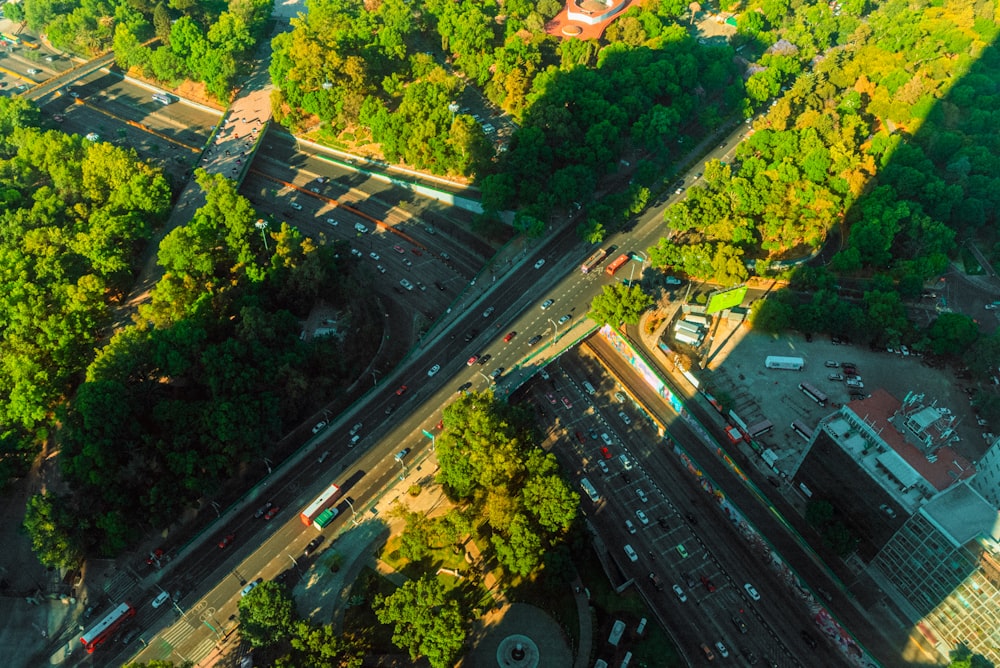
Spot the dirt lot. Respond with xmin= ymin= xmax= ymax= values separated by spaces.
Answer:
xmin=698 ymin=325 xmax=987 ymax=474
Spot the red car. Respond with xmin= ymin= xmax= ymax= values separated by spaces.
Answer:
xmin=701 ymin=575 xmax=716 ymax=592
xmin=264 ymin=506 xmax=280 ymax=521
xmin=218 ymin=534 xmax=235 ymax=549
xmin=393 ymin=245 xmax=405 ymax=254
xmin=396 ymin=385 xmax=408 ymax=396
xmin=503 ymin=331 xmax=517 ymax=343
xmin=561 ymin=397 xmax=573 ymax=409
xmin=601 ymin=447 xmax=612 ymax=459
xmin=467 ymin=355 xmax=479 ymax=366
xmin=545 ymin=392 xmax=557 ymax=405
xmin=411 ymin=248 xmax=423 ymax=256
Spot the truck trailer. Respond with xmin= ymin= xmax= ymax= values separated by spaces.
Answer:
xmin=765 ymin=356 xmax=804 ymax=371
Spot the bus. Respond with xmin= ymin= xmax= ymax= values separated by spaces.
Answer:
xmin=151 ymin=93 xmax=173 ymax=105
xmin=791 ymin=420 xmax=814 ymax=441
xmin=605 ymin=253 xmax=629 ymax=277
xmin=799 ymin=382 xmax=827 ymax=407
xmin=300 ymin=483 xmax=341 ymax=526
xmin=745 ymin=419 xmax=774 ymax=439
xmin=580 ymin=477 xmax=601 ymax=503
xmin=80 ymin=602 xmax=135 ymax=653
xmin=20 ymin=38 xmax=39 ymax=50
xmin=580 ymin=248 xmax=608 ymax=274
xmin=0 ymin=33 xmax=21 ymax=45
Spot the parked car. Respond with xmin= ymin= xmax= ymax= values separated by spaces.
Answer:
xmin=619 ymin=411 xmax=631 ymax=425
xmin=672 ymin=584 xmax=687 ymax=602
xmin=744 ymin=583 xmax=760 ymax=600
xmin=636 ymin=488 xmax=648 ymax=503
xmin=240 ymin=578 xmax=263 ymax=597
xmin=304 ymin=536 xmax=324 ymax=556
xmin=827 ymin=373 xmax=843 ymax=381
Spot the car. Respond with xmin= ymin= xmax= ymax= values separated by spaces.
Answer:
xmin=614 ymin=391 xmax=626 ymax=403
xmin=900 ymin=345 xmax=910 ymax=356
xmin=427 ymin=364 xmax=441 ymax=377
xmin=490 ymin=367 xmax=504 ymax=379
xmin=145 ymin=548 xmax=165 ymax=565
xmin=350 ymin=422 xmax=363 ymax=435
xmin=575 ymin=431 xmax=585 ymax=444
xmin=683 ymin=572 xmax=697 ymax=588
xmin=399 ymin=279 xmax=413 ymax=291
xmin=732 ymin=615 xmax=748 ymax=634
xmin=558 ymin=314 xmax=571 ymax=325
xmin=503 ymin=331 xmax=517 ymax=343
xmin=240 ymin=578 xmax=263 ymax=597
xmin=828 ymin=373 xmax=844 ymax=381
xmin=600 ymin=447 xmax=612 ymax=459
xmin=636 ymin=488 xmax=648 ymax=503
xmin=85 ymin=132 xmax=100 ymax=141
xmin=597 ymin=460 xmax=609 ymax=474
xmin=846 ymin=378 xmax=865 ymax=389
xmin=623 ymin=544 xmax=638 ymax=562
xmin=527 ymin=335 xmax=542 ymax=346
xmin=824 ymin=360 xmax=839 ymax=368
xmin=254 ymin=502 xmax=274 ymax=519
xmin=402 ymin=258 xmax=412 ymax=267
xmin=395 ymin=385 xmax=408 ymax=396
xmin=685 ymin=512 xmax=698 ymax=524
xmin=601 ymin=433 xmax=613 ymax=446
xmin=264 ymin=506 xmax=280 ymax=520
xmin=800 ymin=630 xmax=818 ymax=648
xmin=289 ymin=202 xmax=303 ymax=211
xmin=539 ymin=368 xmax=550 ymax=380
xmin=312 ymin=421 xmax=327 ymax=434
xmin=26 ymin=68 xmax=40 ymax=75
xmin=482 ymin=306 xmax=495 ymax=318
xmin=541 ymin=299 xmax=554 ymax=310
xmin=394 ymin=448 xmax=410 ymax=462
xmin=369 ymin=251 xmax=380 ymax=260
xmin=350 ymin=248 xmax=362 ymax=257
xmin=636 ymin=509 xmax=649 ymax=525
xmin=742 ymin=648 xmax=759 ymax=665
xmin=625 ymin=519 xmax=636 ymax=534
xmin=648 ymin=572 xmax=664 ymax=590
xmin=434 ymin=281 xmax=445 ymax=291
xmin=121 ymin=629 xmax=140 ymax=645
xmin=675 ymin=544 xmax=688 ymax=558
xmin=986 ymin=304 xmax=999 ymax=311
xmin=619 ymin=454 xmax=633 ymax=470
xmin=467 ymin=355 xmax=479 ymax=366
xmin=534 ymin=259 xmax=545 ymax=269
xmin=700 ymin=644 xmax=715 ymax=660
xmin=561 ymin=397 xmax=572 ymax=409
xmin=477 ymin=354 xmax=491 ymax=365
xmin=440 ymin=252 xmax=451 ymax=261
xmin=619 ymin=411 xmax=631 ymax=425
xmin=850 ymin=392 xmax=867 ymax=401
xmin=317 ymin=450 xmax=330 ymax=463
xmin=303 ymin=536 xmax=324 ymax=556
xmin=657 ymin=516 xmax=670 ymax=530
xmin=349 ymin=434 xmax=361 ymax=447
xmin=701 ymin=575 xmax=716 ymax=592
xmin=393 ymin=245 xmax=405 ymax=254
xmin=879 ymin=503 xmax=897 ymax=518
xmin=715 ymin=642 xmax=729 ymax=658
xmin=411 ymin=248 xmax=422 ymax=256
xmin=375 ymin=264 xmax=386 ymax=274
xmin=744 ymin=583 xmax=760 ymax=600
xmin=672 ymin=584 xmax=687 ymax=602
xmin=545 ymin=392 xmax=557 ymax=404
xmin=218 ymin=533 xmax=235 ymax=549
xmin=588 ymin=428 xmax=598 ymax=440
xmin=68 ymin=91 xmax=80 ymax=98
xmin=309 ymin=186 xmax=320 ymax=193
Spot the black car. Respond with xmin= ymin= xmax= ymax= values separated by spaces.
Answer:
xmin=457 ymin=382 xmax=472 ymax=392
xmin=800 ymin=630 xmax=818 ymax=648
xmin=732 ymin=615 xmax=748 ymax=634
xmin=304 ymin=536 xmax=324 ymax=557
xmin=254 ymin=501 xmax=273 ymax=519
xmin=464 ymin=329 xmax=478 ymax=342
xmin=742 ymin=647 xmax=758 ymax=665
xmin=685 ymin=513 xmax=698 ymax=524
xmin=657 ymin=516 xmax=669 ymax=529
xmin=477 ymin=354 xmax=492 ymax=365
xmin=527 ymin=335 xmax=542 ymax=346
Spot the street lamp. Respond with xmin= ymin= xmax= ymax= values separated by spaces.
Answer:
xmin=549 ymin=318 xmax=560 ymax=346
xmin=255 ymin=219 xmax=269 ymax=250
xmin=398 ymin=458 xmax=407 ymax=481
xmin=344 ymin=497 xmax=361 ymax=526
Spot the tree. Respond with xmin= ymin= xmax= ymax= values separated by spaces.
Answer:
xmin=374 ymin=576 xmax=467 ymax=668
xmin=927 ymin=313 xmax=979 ymax=356
xmin=589 ymin=283 xmax=653 ymax=326
xmin=288 ymin=621 xmax=364 ymax=668
xmin=238 ymin=581 xmax=296 ymax=648
xmin=23 ymin=493 xmax=83 ymax=569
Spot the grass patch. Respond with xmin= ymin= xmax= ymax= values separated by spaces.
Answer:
xmin=960 ymin=246 xmax=985 ymax=275
xmin=577 ymin=549 xmax=683 ymax=667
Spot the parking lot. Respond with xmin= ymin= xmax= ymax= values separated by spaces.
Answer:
xmin=701 ymin=327 xmax=989 ymax=471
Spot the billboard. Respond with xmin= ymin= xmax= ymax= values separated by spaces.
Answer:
xmin=705 ymin=285 xmax=747 ymax=314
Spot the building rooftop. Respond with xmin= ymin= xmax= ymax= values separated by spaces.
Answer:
xmin=846 ymin=389 xmax=974 ymax=492
xmin=922 ymin=482 xmax=1000 ymax=547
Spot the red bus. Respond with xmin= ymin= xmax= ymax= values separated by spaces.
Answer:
xmin=80 ymin=602 xmax=135 ymax=653
xmin=300 ymin=483 xmax=341 ymax=526
xmin=605 ymin=254 xmax=629 ymax=277
xmin=581 ymin=248 xmax=608 ymax=274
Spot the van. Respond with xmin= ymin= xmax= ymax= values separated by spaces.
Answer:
xmin=354 ymin=222 xmax=368 ymax=233
xmin=582 ymin=381 xmax=596 ymax=395
xmin=624 ymin=544 xmax=638 ymax=562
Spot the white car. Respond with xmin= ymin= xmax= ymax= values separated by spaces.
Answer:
xmin=350 ymin=248 xmax=362 ymax=257
xmin=619 ymin=411 xmax=631 ymax=425
xmin=636 ymin=509 xmax=649 ymax=525
xmin=614 ymin=391 xmax=626 ymax=403
xmin=369 ymin=252 xmax=380 ymax=260
xmin=483 ymin=306 xmax=495 ymax=318
xmin=311 ymin=421 xmax=327 ymax=434
xmin=151 ymin=591 xmax=170 ymax=608
xmin=399 ymin=279 xmax=414 ymax=291
xmin=289 ymin=202 xmax=303 ymax=211
xmin=558 ymin=314 xmax=571 ymax=325
xmin=326 ymin=218 xmax=338 ymax=226
xmin=625 ymin=519 xmax=636 ymax=534
xmin=715 ymin=642 xmax=729 ymax=658
xmin=534 ymin=259 xmax=545 ymax=269
xmin=744 ymin=583 xmax=760 ymax=601
xmin=597 ymin=460 xmax=609 ymax=474
xmin=427 ymin=364 xmax=441 ymax=377
xmin=349 ymin=422 xmax=363 ymax=435
xmin=240 ymin=578 xmax=263 ymax=597
xmin=672 ymin=584 xmax=687 ymax=602
xmin=636 ymin=488 xmax=648 ymax=503
xmin=624 ymin=544 xmax=638 ymax=562
xmin=541 ymin=299 xmax=554 ymax=310
xmin=601 ymin=433 xmax=613 ymax=446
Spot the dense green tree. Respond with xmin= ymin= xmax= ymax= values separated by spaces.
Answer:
xmin=375 ymin=575 xmax=467 ymax=668
xmin=927 ymin=313 xmax=980 ymax=357
xmin=22 ymin=493 xmax=83 ymax=570
xmin=238 ymin=581 xmax=297 ymax=648
xmin=589 ymin=282 xmax=653 ymax=326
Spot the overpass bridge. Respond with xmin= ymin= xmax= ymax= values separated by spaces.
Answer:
xmin=21 ymin=50 xmax=116 ymax=102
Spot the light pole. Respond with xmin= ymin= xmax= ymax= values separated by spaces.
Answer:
xmin=263 ymin=458 xmax=273 ymax=474
xmin=549 ymin=318 xmax=559 ymax=346
xmin=370 ymin=369 xmax=379 ymax=386
xmin=287 ymin=553 xmax=301 ymax=573
xmin=255 ymin=219 xmax=269 ymax=250
xmin=398 ymin=459 xmax=407 ymax=481
xmin=344 ymin=497 xmax=361 ymax=526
